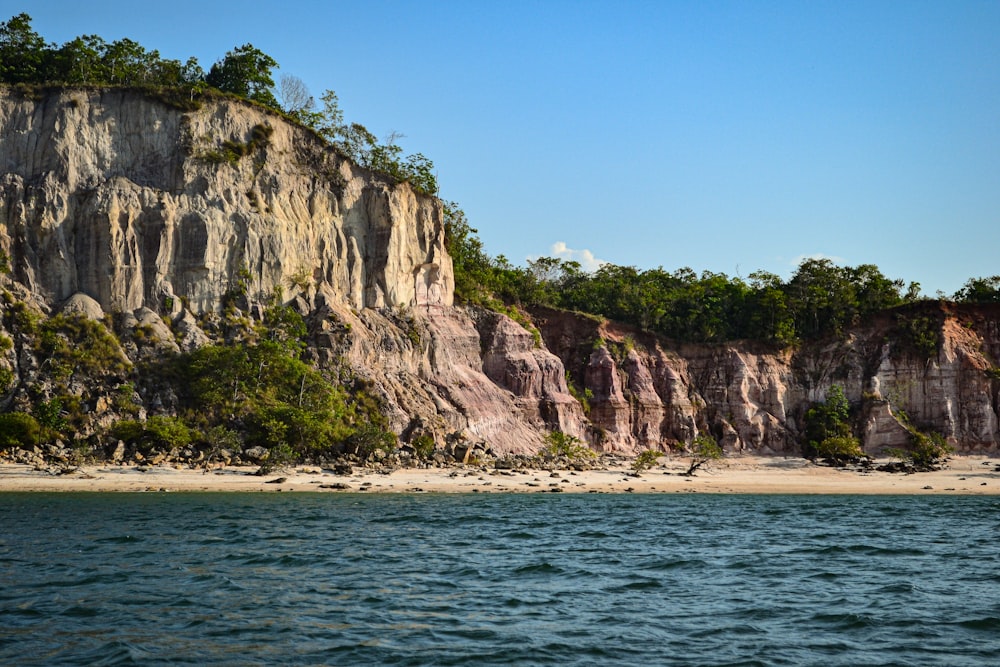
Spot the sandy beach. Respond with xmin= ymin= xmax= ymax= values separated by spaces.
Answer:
xmin=2 ymin=456 xmax=999 ymax=494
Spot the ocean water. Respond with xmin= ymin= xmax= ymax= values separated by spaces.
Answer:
xmin=1 ymin=493 xmax=999 ymax=666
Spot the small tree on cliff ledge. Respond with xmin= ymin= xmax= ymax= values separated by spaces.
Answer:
xmin=683 ymin=434 xmax=722 ymax=476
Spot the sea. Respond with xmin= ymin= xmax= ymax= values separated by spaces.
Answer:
xmin=1 ymin=492 xmax=998 ymax=666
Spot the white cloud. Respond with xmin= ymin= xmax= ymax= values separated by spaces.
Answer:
xmin=550 ymin=242 xmax=608 ymax=272
xmin=790 ymin=252 xmax=847 ymax=268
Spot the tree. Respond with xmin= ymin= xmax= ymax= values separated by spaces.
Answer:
xmin=803 ymin=385 xmax=861 ymax=463
xmin=785 ymin=258 xmax=856 ymax=339
xmin=954 ymin=276 xmax=1000 ymax=303
xmin=401 ymin=151 xmax=438 ymax=195
xmin=444 ymin=202 xmax=493 ymax=303
xmin=338 ymin=122 xmax=377 ymax=164
xmin=180 ymin=57 xmax=204 ymax=84
xmin=278 ymin=73 xmax=320 ymax=123
xmin=50 ymin=34 xmax=108 ymax=83
xmin=102 ymin=38 xmax=151 ymax=84
xmin=849 ymin=264 xmax=903 ymax=317
xmin=206 ymin=44 xmax=279 ymax=108
xmin=748 ymin=270 xmax=796 ymax=344
xmin=0 ymin=13 xmax=50 ymax=83
xmin=314 ymin=89 xmax=345 ymax=140
xmin=632 ymin=449 xmax=663 ymax=474
xmin=683 ymin=434 xmax=722 ymax=476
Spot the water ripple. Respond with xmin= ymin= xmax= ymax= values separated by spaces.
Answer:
xmin=1 ymin=493 xmax=999 ymax=666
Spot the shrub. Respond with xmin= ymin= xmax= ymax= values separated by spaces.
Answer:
xmin=287 ymin=266 xmax=313 ymax=292
xmin=36 ymin=313 xmax=130 ymax=381
xmin=411 ymin=433 xmax=436 ymax=460
xmin=894 ymin=314 xmax=940 ymax=360
xmin=684 ymin=434 xmax=722 ymax=476
xmin=814 ymin=435 xmax=864 ymax=465
xmin=565 ymin=372 xmax=593 ymax=417
xmin=348 ymin=422 xmax=397 ymax=461
xmin=199 ymin=124 xmax=273 ymax=166
xmin=258 ymin=442 xmax=296 ymax=474
xmin=112 ymin=416 xmax=193 ymax=453
xmin=542 ymin=431 xmax=595 ymax=462
xmin=32 ymin=398 xmax=67 ymax=433
xmin=0 ymin=366 xmax=13 ymax=392
xmin=888 ymin=431 xmax=953 ymax=471
xmin=632 ymin=449 xmax=663 ymax=473
xmin=0 ymin=412 xmax=43 ymax=447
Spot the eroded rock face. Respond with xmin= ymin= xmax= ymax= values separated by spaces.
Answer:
xmin=0 ymin=88 xmax=578 ymax=454
xmin=531 ymin=305 xmax=1000 ymax=455
xmin=2 ymin=88 xmax=998 ymax=457
xmin=0 ymin=88 xmax=453 ymax=314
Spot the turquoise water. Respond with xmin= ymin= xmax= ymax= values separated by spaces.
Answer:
xmin=1 ymin=493 xmax=999 ymax=666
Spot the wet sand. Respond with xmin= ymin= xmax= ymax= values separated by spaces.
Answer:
xmin=2 ymin=456 xmax=999 ymax=494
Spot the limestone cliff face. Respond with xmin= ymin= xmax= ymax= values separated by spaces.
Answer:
xmin=532 ymin=304 xmax=1000 ymax=455
xmin=0 ymin=87 xmax=583 ymax=453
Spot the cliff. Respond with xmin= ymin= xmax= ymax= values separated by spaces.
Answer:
xmin=1 ymin=87 xmax=998 ymax=460
xmin=532 ymin=303 xmax=1000 ymax=454
xmin=0 ymin=87 xmax=582 ymax=454
xmin=0 ymin=88 xmax=451 ymax=312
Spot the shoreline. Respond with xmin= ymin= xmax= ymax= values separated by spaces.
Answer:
xmin=1 ymin=455 xmax=999 ymax=494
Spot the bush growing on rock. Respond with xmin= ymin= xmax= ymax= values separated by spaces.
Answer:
xmin=111 ymin=416 xmax=193 ymax=454
xmin=37 ymin=313 xmax=131 ymax=382
xmin=887 ymin=431 xmax=952 ymax=471
xmin=0 ymin=412 xmax=44 ymax=448
xmin=347 ymin=423 xmax=397 ymax=461
xmin=410 ymin=433 xmax=436 ymax=460
xmin=813 ymin=435 xmax=864 ymax=465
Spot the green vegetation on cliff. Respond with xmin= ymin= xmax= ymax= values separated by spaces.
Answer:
xmin=0 ymin=13 xmax=438 ymax=195
xmin=0 ymin=296 xmax=396 ymax=467
xmin=3 ymin=14 xmax=999 ymax=466
xmin=446 ymin=197 xmax=1000 ymax=346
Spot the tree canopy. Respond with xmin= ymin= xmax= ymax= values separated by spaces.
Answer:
xmin=205 ymin=43 xmax=279 ymax=108
xmin=0 ymin=13 xmax=438 ymax=195
xmin=442 ymin=214 xmax=925 ymax=346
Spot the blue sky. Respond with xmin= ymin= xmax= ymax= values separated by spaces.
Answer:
xmin=14 ymin=0 xmax=1000 ymax=296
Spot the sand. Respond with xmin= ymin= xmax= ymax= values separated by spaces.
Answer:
xmin=1 ymin=456 xmax=999 ymax=494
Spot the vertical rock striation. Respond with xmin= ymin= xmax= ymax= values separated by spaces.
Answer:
xmin=0 ymin=87 xmax=583 ymax=453
xmin=1 ymin=87 xmax=998 ymax=457
xmin=531 ymin=304 xmax=1000 ymax=455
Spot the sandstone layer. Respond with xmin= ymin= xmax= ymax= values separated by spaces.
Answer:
xmin=532 ymin=304 xmax=1000 ymax=454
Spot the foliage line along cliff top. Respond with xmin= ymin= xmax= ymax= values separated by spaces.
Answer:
xmin=0 ymin=13 xmax=438 ymax=196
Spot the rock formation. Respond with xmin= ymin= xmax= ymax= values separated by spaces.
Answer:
xmin=531 ymin=304 xmax=1000 ymax=454
xmin=1 ymin=87 xmax=998 ymax=458
xmin=0 ymin=87 xmax=583 ymax=454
